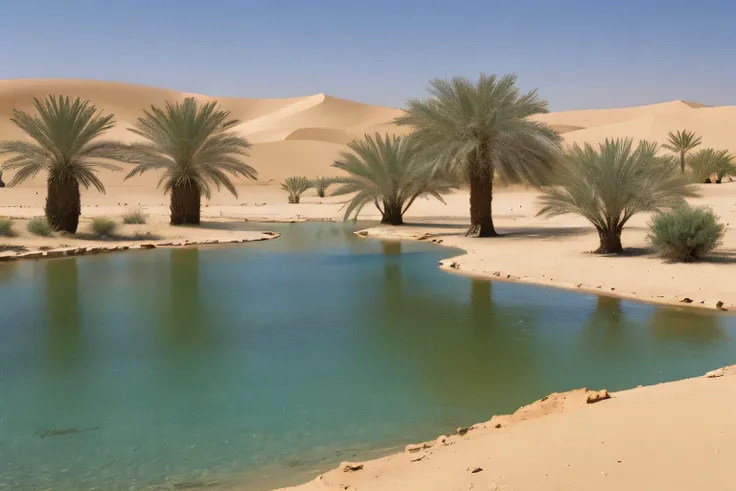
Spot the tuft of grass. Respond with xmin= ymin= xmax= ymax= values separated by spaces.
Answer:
xmin=91 ymin=216 xmax=118 ymax=238
xmin=123 ymin=209 xmax=148 ymax=224
xmin=0 ymin=218 xmax=16 ymax=237
xmin=311 ymin=176 xmax=336 ymax=198
xmin=27 ymin=217 xmax=54 ymax=237
xmin=647 ymin=202 xmax=725 ymax=262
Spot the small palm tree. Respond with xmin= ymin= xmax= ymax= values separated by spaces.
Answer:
xmin=537 ymin=138 xmax=697 ymax=254
xmin=687 ymin=148 xmax=735 ymax=183
xmin=123 ymin=98 xmax=255 ymax=225
xmin=662 ymin=129 xmax=702 ymax=173
xmin=0 ymin=96 xmax=127 ymax=233
xmin=331 ymin=133 xmax=457 ymax=225
xmin=395 ymin=73 xmax=562 ymax=237
xmin=311 ymin=176 xmax=336 ymax=198
xmin=281 ymin=176 xmax=312 ymax=203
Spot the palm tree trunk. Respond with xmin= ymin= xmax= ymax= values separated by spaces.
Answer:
xmin=380 ymin=200 xmax=404 ymax=225
xmin=680 ymin=151 xmax=685 ymax=173
xmin=466 ymin=168 xmax=496 ymax=237
xmin=595 ymin=227 xmax=623 ymax=254
xmin=46 ymin=175 xmax=81 ymax=233
xmin=170 ymin=182 xmax=201 ymax=225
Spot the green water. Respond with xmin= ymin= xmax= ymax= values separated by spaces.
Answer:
xmin=0 ymin=222 xmax=734 ymax=491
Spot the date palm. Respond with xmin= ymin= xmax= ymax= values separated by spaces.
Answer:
xmin=687 ymin=148 xmax=735 ymax=183
xmin=332 ymin=133 xmax=457 ymax=225
xmin=311 ymin=176 xmax=336 ymax=198
xmin=537 ymin=138 xmax=697 ymax=254
xmin=663 ymin=129 xmax=702 ymax=173
xmin=0 ymin=95 xmax=127 ymax=233
xmin=395 ymin=73 xmax=562 ymax=237
xmin=281 ymin=176 xmax=312 ymax=203
xmin=123 ymin=97 xmax=255 ymax=225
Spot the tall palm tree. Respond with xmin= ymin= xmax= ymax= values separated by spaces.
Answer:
xmin=537 ymin=139 xmax=697 ymax=254
xmin=687 ymin=148 xmax=735 ymax=183
xmin=123 ymin=97 xmax=256 ymax=225
xmin=663 ymin=129 xmax=702 ymax=173
xmin=0 ymin=96 xmax=127 ymax=233
xmin=332 ymin=133 xmax=456 ymax=225
xmin=395 ymin=73 xmax=562 ymax=237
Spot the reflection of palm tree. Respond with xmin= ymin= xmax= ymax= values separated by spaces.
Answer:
xmin=43 ymin=259 xmax=82 ymax=367
xmin=649 ymin=307 xmax=725 ymax=343
xmin=470 ymin=280 xmax=492 ymax=326
xmin=380 ymin=241 xmax=403 ymax=308
xmin=158 ymin=248 xmax=207 ymax=350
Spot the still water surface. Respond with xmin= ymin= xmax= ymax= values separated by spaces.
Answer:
xmin=0 ymin=222 xmax=734 ymax=490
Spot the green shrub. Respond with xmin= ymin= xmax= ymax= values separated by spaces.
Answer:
xmin=647 ymin=203 xmax=725 ymax=262
xmin=27 ymin=217 xmax=53 ymax=237
xmin=91 ymin=216 xmax=118 ymax=238
xmin=123 ymin=209 xmax=148 ymax=224
xmin=0 ymin=218 xmax=15 ymax=237
xmin=311 ymin=176 xmax=336 ymax=198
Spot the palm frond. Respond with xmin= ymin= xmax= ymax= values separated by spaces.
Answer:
xmin=0 ymin=95 xmax=127 ymax=188
xmin=687 ymin=148 xmax=735 ymax=182
xmin=123 ymin=97 xmax=255 ymax=197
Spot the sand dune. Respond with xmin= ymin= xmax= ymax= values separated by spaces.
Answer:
xmin=0 ymin=79 xmax=733 ymax=189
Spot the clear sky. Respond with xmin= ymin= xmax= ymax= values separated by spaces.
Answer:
xmin=1 ymin=0 xmax=734 ymax=111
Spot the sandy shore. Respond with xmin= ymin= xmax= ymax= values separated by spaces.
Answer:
xmin=277 ymin=365 xmax=736 ymax=491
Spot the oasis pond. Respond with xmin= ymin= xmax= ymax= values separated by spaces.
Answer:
xmin=0 ymin=222 xmax=734 ymax=490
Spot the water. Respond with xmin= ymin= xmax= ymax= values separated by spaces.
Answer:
xmin=0 ymin=222 xmax=734 ymax=490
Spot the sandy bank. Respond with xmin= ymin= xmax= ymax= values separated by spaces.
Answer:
xmin=0 ymin=215 xmax=278 ymax=263
xmin=278 ymin=365 xmax=736 ymax=491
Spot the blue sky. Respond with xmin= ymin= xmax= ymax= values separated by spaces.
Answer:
xmin=1 ymin=0 xmax=734 ymax=110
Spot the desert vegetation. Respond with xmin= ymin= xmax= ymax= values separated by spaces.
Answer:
xmin=687 ymin=148 xmax=735 ymax=183
xmin=27 ymin=217 xmax=54 ymax=237
xmin=281 ymin=176 xmax=312 ymax=203
xmin=123 ymin=97 xmax=256 ymax=225
xmin=647 ymin=203 xmax=724 ymax=262
xmin=396 ymin=73 xmax=562 ymax=237
xmin=537 ymin=139 xmax=697 ymax=254
xmin=663 ymin=129 xmax=702 ymax=173
xmin=91 ymin=216 xmax=118 ymax=238
xmin=0 ymin=96 xmax=128 ymax=233
xmin=332 ymin=133 xmax=456 ymax=225
xmin=0 ymin=218 xmax=15 ymax=237
xmin=311 ymin=176 xmax=336 ymax=198
xmin=122 ymin=209 xmax=149 ymax=224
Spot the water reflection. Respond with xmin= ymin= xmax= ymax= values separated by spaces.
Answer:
xmin=380 ymin=241 xmax=403 ymax=306
xmin=649 ymin=307 xmax=725 ymax=342
xmin=43 ymin=259 xmax=82 ymax=368
xmin=156 ymin=249 xmax=209 ymax=350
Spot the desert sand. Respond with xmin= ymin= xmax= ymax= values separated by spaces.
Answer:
xmin=2 ymin=80 xmax=736 ymax=490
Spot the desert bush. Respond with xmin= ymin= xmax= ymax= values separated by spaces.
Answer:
xmin=123 ymin=209 xmax=148 ymax=224
xmin=687 ymin=148 xmax=735 ymax=183
xmin=91 ymin=216 xmax=118 ymax=237
xmin=27 ymin=217 xmax=53 ymax=236
xmin=311 ymin=176 xmax=336 ymax=198
xmin=281 ymin=176 xmax=312 ymax=203
xmin=647 ymin=202 xmax=725 ymax=262
xmin=0 ymin=218 xmax=15 ymax=237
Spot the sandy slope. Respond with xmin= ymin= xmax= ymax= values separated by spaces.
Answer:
xmin=279 ymin=366 xmax=736 ymax=491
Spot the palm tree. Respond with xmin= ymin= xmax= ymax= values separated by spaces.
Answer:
xmin=663 ymin=129 xmax=702 ymax=173
xmin=281 ymin=176 xmax=312 ymax=203
xmin=0 ymin=96 xmax=127 ymax=233
xmin=311 ymin=176 xmax=336 ymax=198
xmin=395 ymin=73 xmax=562 ymax=237
xmin=123 ymin=97 xmax=255 ymax=225
xmin=687 ymin=148 xmax=735 ymax=183
xmin=537 ymin=139 xmax=697 ymax=254
xmin=332 ymin=133 xmax=456 ymax=225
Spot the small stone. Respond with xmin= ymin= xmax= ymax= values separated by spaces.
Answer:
xmin=706 ymin=368 xmax=726 ymax=378
xmin=405 ymin=444 xmax=423 ymax=454
xmin=436 ymin=435 xmax=448 ymax=445
xmin=494 ymin=423 xmax=502 ymax=429
xmin=470 ymin=467 xmax=483 ymax=473
xmin=456 ymin=427 xmax=469 ymax=436
xmin=341 ymin=462 xmax=363 ymax=472
xmin=679 ymin=297 xmax=694 ymax=304
xmin=586 ymin=389 xmax=610 ymax=404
